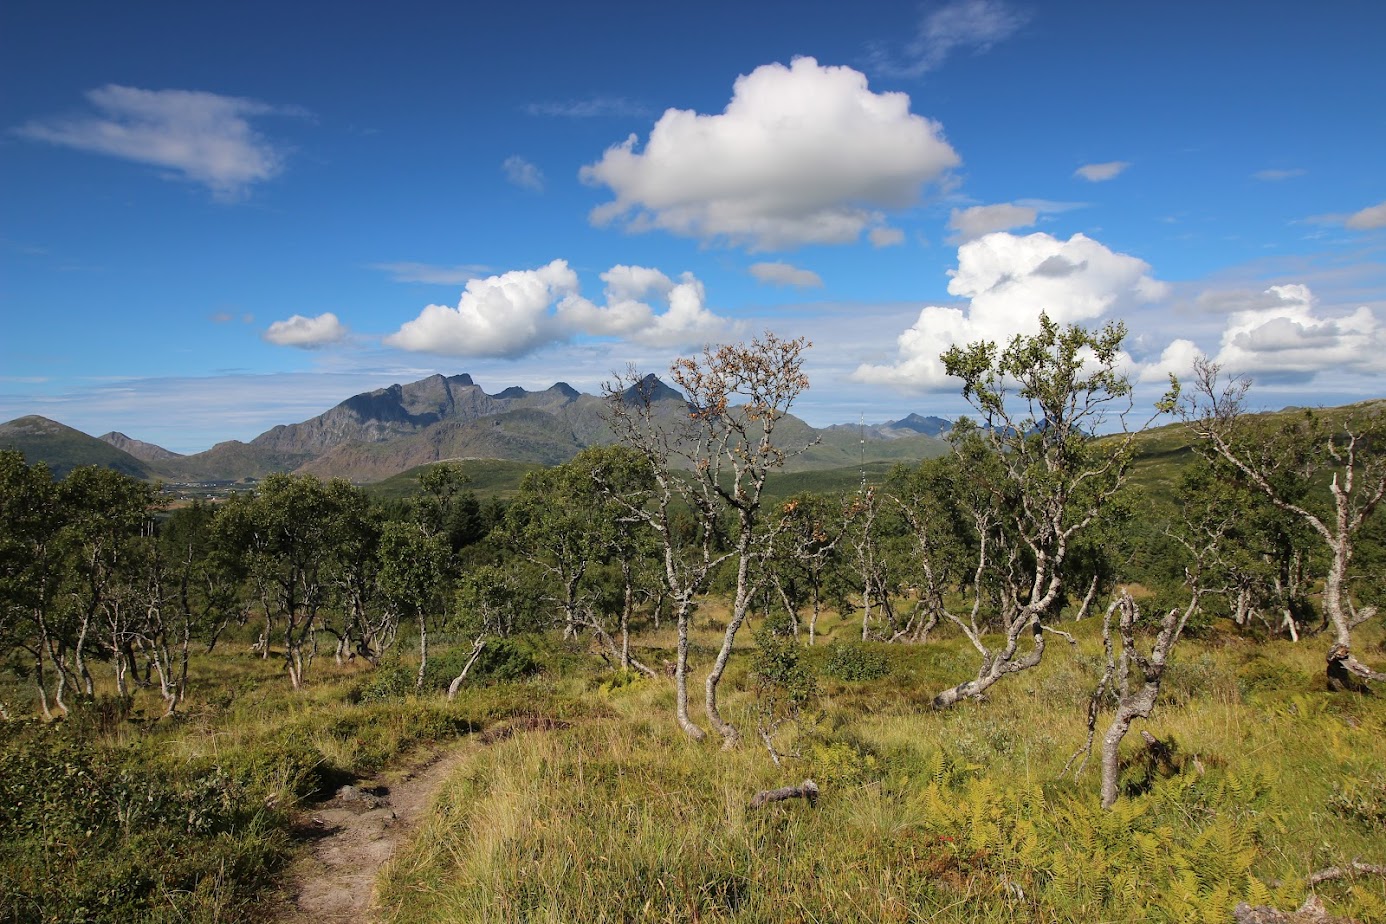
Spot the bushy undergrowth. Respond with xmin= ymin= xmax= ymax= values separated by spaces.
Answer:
xmin=0 ymin=719 xmax=291 ymax=923
xmin=358 ymin=636 xmax=545 ymax=703
xmin=818 ymin=642 xmax=892 ymax=682
xmin=0 ymin=637 xmax=584 ymax=923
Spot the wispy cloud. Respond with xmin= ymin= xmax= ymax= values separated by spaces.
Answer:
xmin=749 ymin=262 xmax=824 ymax=288
xmin=1346 ymin=200 xmax=1386 ymax=231
xmin=370 ymin=262 xmax=490 ymax=285
xmin=947 ymin=200 xmax=1084 ymax=242
xmin=1253 ymin=168 xmax=1306 ymax=182
xmin=1074 ymin=161 xmax=1130 ymax=182
xmin=1305 ymin=199 xmax=1386 ymax=232
xmin=502 ymin=155 xmax=544 ymax=192
xmin=871 ymin=0 xmax=1030 ymax=77
xmin=15 ymin=85 xmax=303 ymax=200
xmin=524 ymin=96 xmax=650 ymax=118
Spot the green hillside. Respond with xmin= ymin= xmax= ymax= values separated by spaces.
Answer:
xmin=0 ymin=415 xmax=154 ymax=480
xmin=367 ymin=458 xmax=545 ymax=502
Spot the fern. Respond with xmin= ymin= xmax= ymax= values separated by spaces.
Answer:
xmin=1244 ymin=875 xmax=1273 ymax=908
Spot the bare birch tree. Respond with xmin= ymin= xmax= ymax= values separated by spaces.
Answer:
xmin=1179 ymin=358 xmax=1386 ymax=688
xmin=602 ymin=332 xmax=814 ymax=744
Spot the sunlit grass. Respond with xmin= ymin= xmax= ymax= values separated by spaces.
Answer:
xmin=375 ymin=616 xmax=1386 ymax=923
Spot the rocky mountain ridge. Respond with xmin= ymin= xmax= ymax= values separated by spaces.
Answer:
xmin=2 ymin=372 xmax=953 ymax=484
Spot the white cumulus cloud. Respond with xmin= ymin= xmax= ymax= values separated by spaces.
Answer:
xmin=557 ymin=265 xmax=733 ymax=348
xmin=386 ymin=261 xmax=735 ymax=357
xmin=503 ymin=155 xmax=544 ymax=192
xmin=580 ymin=56 xmax=960 ymax=251
xmin=17 ymin=85 xmax=298 ymax=200
xmin=385 ymin=260 xmax=577 ymax=358
xmin=1346 ymin=200 xmax=1386 ymax=231
xmin=1143 ymin=285 xmax=1386 ymax=382
xmin=852 ymin=231 xmax=1168 ymax=390
xmin=263 ymin=313 xmax=348 ymax=348
xmin=749 ymin=262 xmax=824 ymax=288
xmin=1075 ymin=161 xmax=1130 ymax=182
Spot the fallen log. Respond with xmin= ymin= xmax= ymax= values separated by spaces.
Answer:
xmin=750 ymin=779 xmax=819 ymax=809
xmin=1233 ymin=894 xmax=1357 ymax=924
xmin=1307 ymin=860 xmax=1386 ymax=886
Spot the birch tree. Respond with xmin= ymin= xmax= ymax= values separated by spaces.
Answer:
xmin=929 ymin=315 xmax=1158 ymax=708
xmin=603 ymin=332 xmax=814 ymax=744
xmin=1179 ymin=358 xmax=1386 ymax=688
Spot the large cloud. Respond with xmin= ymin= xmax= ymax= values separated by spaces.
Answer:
xmin=385 ymin=260 xmax=578 ymax=358
xmin=263 ymin=313 xmax=348 ymax=348
xmin=580 ymin=57 xmax=960 ymax=251
xmin=852 ymin=231 xmax=1168 ymax=390
xmin=17 ymin=85 xmax=296 ymax=200
xmin=557 ymin=265 xmax=734 ymax=348
xmin=1144 ymin=284 xmax=1386 ymax=382
xmin=386 ymin=260 xmax=734 ymax=357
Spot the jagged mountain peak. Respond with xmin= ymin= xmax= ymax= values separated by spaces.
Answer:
xmin=621 ymin=374 xmax=685 ymax=405
xmin=886 ymin=413 xmax=952 ymax=437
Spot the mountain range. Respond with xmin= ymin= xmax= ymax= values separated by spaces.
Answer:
xmin=0 ymin=373 xmax=953 ymax=483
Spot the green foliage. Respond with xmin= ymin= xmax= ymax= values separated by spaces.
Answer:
xmin=807 ymin=739 xmax=880 ymax=787
xmin=820 ymin=642 xmax=891 ymax=682
xmin=355 ymin=660 xmax=418 ymax=703
xmin=751 ymin=628 xmax=818 ymax=702
xmin=1328 ymin=774 xmax=1386 ymax=830
xmin=750 ymin=626 xmax=819 ymax=747
xmin=0 ymin=720 xmax=290 ymax=922
xmin=428 ymin=637 xmax=541 ymax=689
xmin=360 ymin=638 xmax=544 ymax=702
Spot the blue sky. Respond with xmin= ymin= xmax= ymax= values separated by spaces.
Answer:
xmin=2 ymin=0 xmax=1383 ymax=454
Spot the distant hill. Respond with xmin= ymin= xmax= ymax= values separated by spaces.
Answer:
xmin=98 ymin=431 xmax=183 ymax=462
xmin=0 ymin=371 xmax=1049 ymax=485
xmin=153 ymin=441 xmax=315 ymax=483
xmin=0 ymin=416 xmax=154 ymax=480
xmin=824 ymin=413 xmax=954 ymax=442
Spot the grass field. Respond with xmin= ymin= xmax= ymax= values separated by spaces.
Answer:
xmin=375 ymin=610 xmax=1386 ymax=923
xmin=3 ymin=594 xmax=1384 ymax=923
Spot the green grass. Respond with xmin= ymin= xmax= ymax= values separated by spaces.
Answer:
xmin=378 ymin=612 xmax=1386 ymax=924
xmin=4 ymin=610 xmax=1384 ymax=922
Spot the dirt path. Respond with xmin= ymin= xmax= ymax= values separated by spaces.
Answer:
xmin=283 ymin=742 xmax=474 ymax=924
xmin=279 ymin=717 xmax=570 ymax=923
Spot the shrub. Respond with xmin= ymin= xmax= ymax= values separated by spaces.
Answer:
xmin=0 ymin=720 xmax=289 ymax=922
xmin=356 ymin=660 xmax=417 ymax=703
xmin=821 ymin=643 xmax=891 ymax=682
